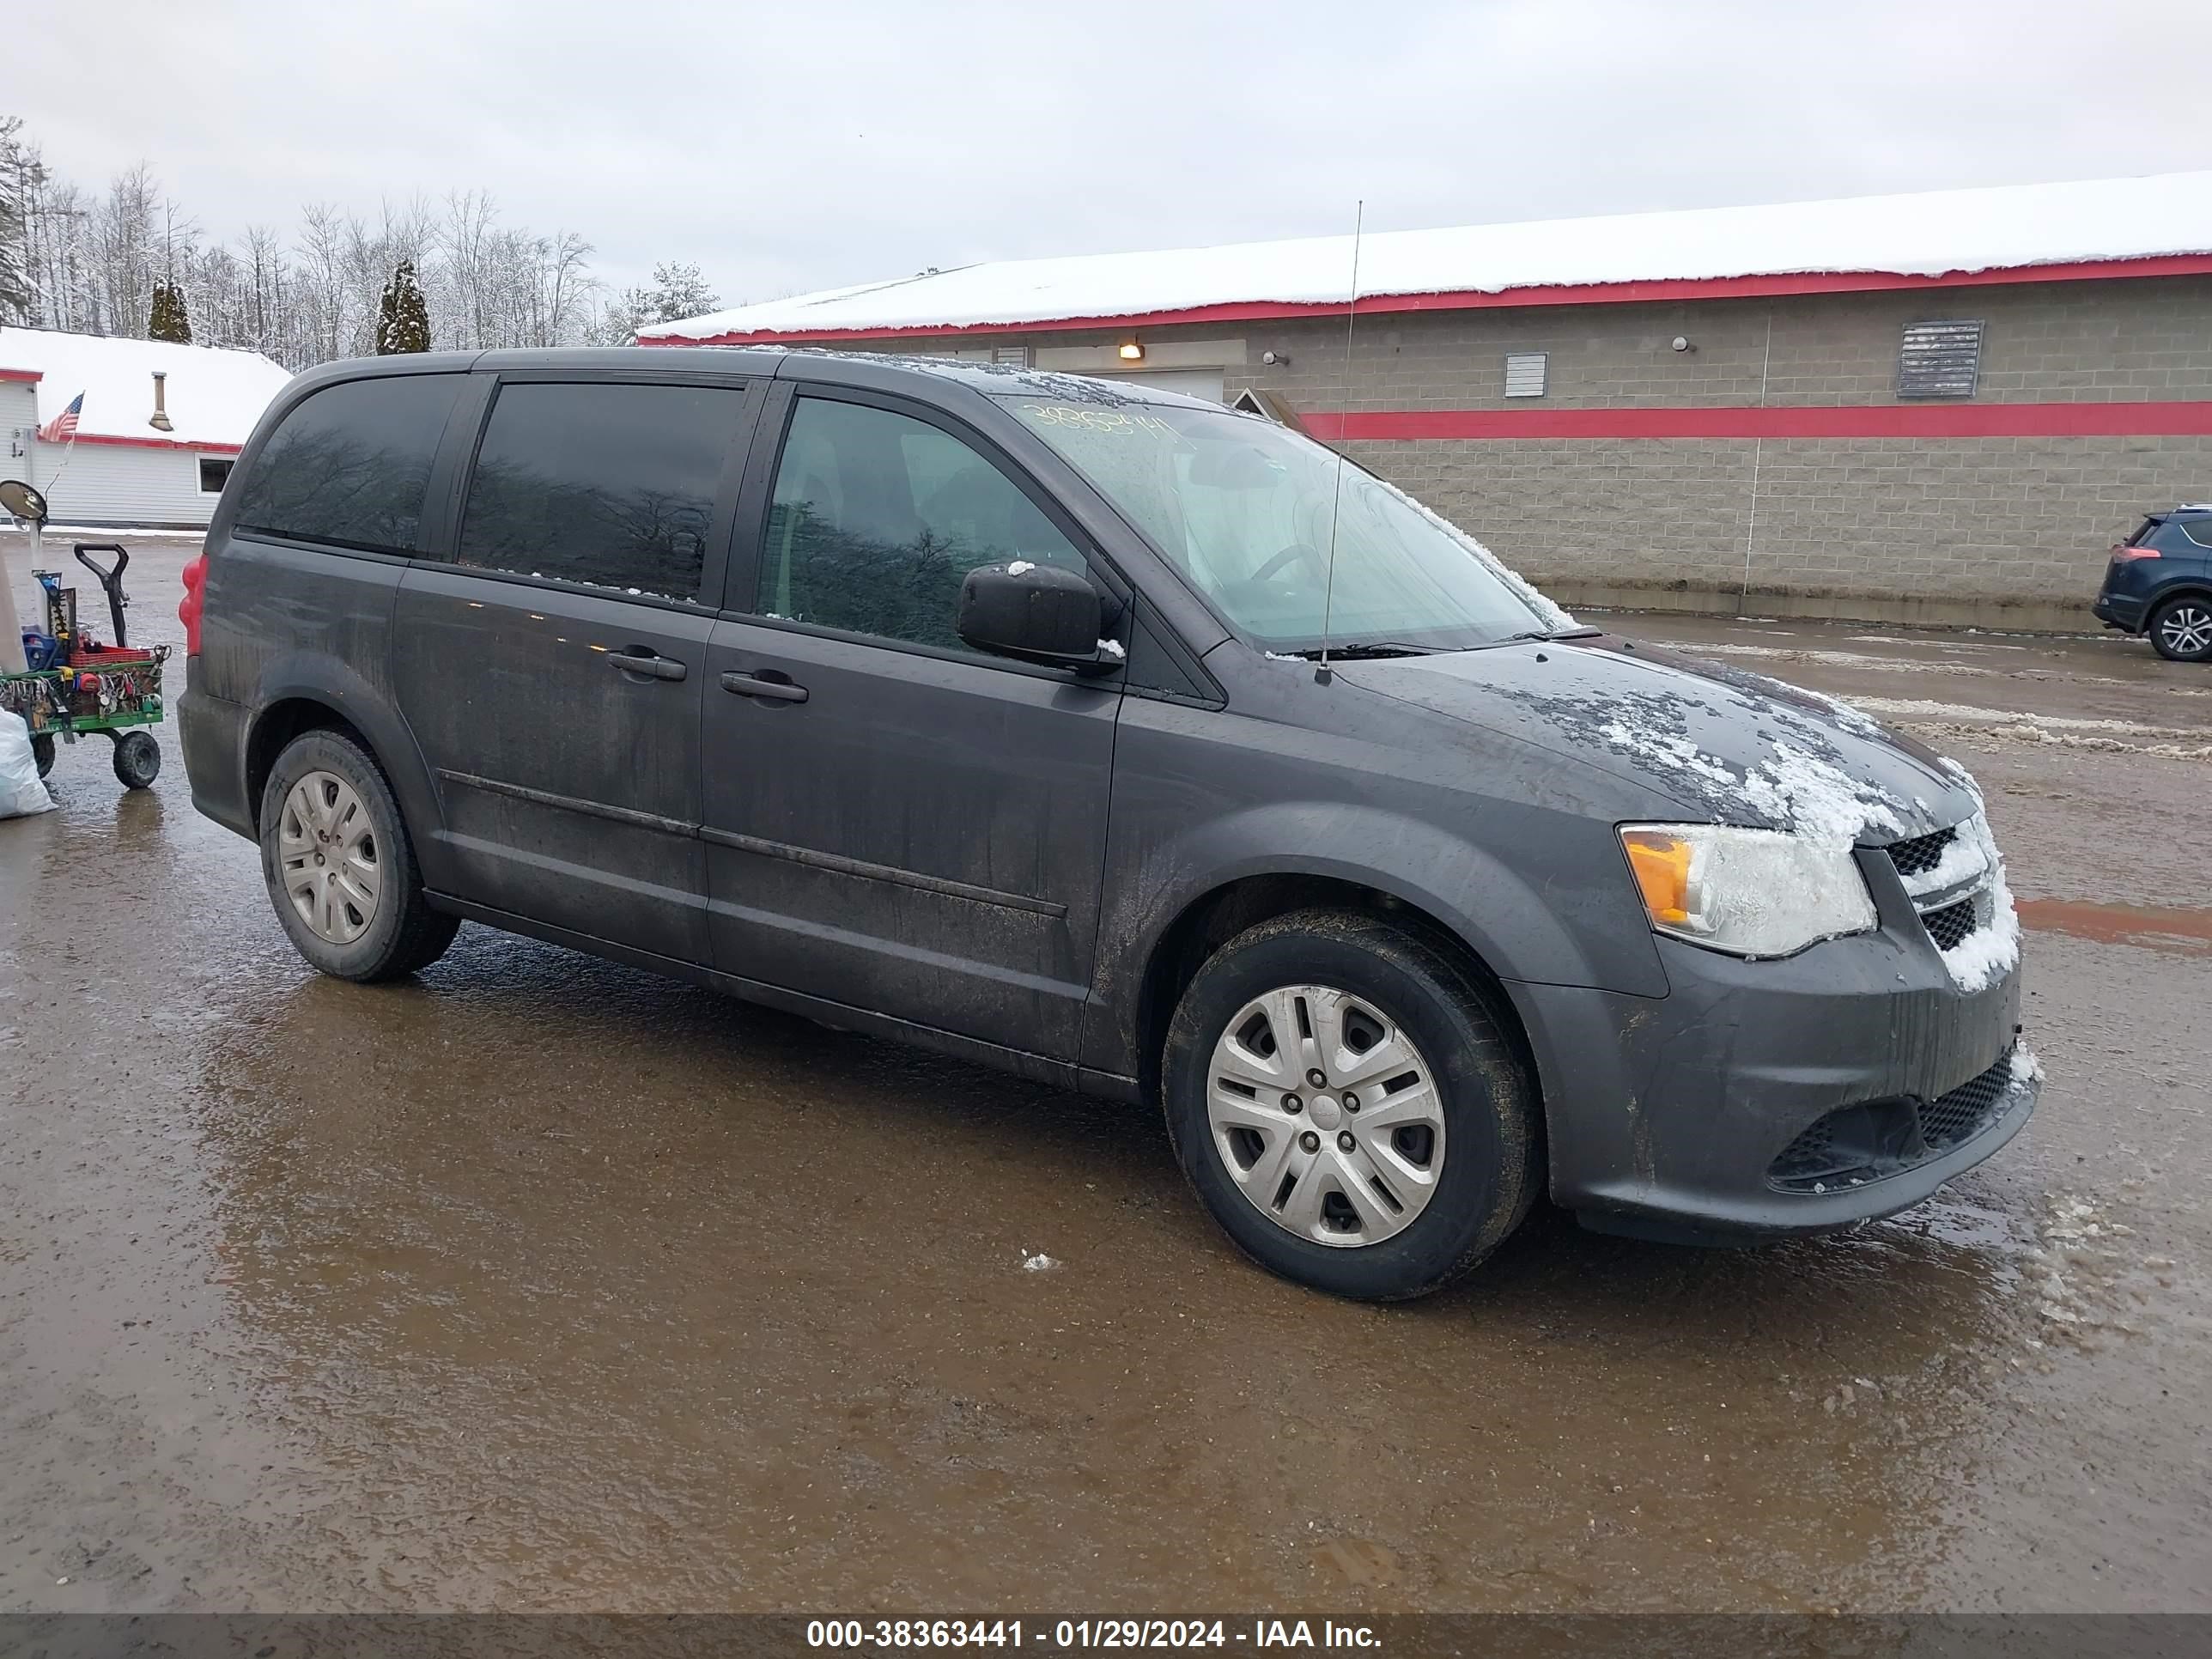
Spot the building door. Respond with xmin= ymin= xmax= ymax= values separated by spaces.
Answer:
xmin=1094 ymin=368 xmax=1225 ymax=403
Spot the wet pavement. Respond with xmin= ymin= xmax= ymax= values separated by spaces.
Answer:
xmin=3 ymin=537 xmax=2209 ymax=1613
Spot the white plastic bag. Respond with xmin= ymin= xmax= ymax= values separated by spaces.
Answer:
xmin=0 ymin=708 xmax=55 ymax=817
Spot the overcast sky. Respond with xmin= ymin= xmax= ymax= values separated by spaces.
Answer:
xmin=15 ymin=0 xmax=2212 ymax=311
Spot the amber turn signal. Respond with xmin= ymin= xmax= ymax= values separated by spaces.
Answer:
xmin=1621 ymin=830 xmax=1693 ymax=927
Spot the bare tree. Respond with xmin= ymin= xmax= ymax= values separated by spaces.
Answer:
xmin=5 ymin=118 xmax=639 ymax=369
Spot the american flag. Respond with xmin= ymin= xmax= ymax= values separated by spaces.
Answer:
xmin=38 ymin=392 xmax=83 ymax=444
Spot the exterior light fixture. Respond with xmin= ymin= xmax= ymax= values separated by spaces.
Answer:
xmin=1118 ymin=340 xmax=1145 ymax=362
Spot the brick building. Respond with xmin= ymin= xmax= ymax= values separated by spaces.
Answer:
xmin=642 ymin=173 xmax=2212 ymax=629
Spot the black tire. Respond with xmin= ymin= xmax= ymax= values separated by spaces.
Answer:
xmin=30 ymin=733 xmax=54 ymax=779
xmin=2148 ymin=595 xmax=2212 ymax=663
xmin=258 ymin=728 xmax=459 ymax=981
xmin=1162 ymin=908 xmax=1537 ymax=1302
xmin=112 ymin=729 xmax=161 ymax=788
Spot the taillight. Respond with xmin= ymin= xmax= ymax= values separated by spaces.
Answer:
xmin=179 ymin=554 xmax=207 ymax=655
xmin=2113 ymin=546 xmax=2162 ymax=562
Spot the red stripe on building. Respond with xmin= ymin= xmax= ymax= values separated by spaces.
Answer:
xmin=0 ymin=367 xmax=44 ymax=383
xmin=1304 ymin=401 xmax=2212 ymax=441
xmin=62 ymin=433 xmax=244 ymax=454
xmin=637 ymin=254 xmax=2212 ymax=346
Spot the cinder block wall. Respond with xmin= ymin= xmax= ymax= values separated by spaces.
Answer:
xmin=849 ymin=275 xmax=2212 ymax=629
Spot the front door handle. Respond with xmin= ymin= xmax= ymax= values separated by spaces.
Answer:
xmin=610 ymin=649 xmax=687 ymax=682
xmin=720 ymin=669 xmax=809 ymax=703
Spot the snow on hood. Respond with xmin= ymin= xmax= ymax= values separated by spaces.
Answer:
xmin=1344 ymin=635 xmax=1975 ymax=848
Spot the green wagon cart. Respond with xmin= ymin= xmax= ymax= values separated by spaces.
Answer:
xmin=3 ymin=543 xmax=168 ymax=791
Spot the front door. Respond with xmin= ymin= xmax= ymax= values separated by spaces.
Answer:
xmin=393 ymin=374 xmax=757 ymax=963
xmin=700 ymin=390 xmax=1121 ymax=1060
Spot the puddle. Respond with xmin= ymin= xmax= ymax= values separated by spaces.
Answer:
xmin=2015 ymin=898 xmax=2212 ymax=956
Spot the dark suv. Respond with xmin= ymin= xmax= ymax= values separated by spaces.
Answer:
xmin=2093 ymin=506 xmax=2212 ymax=661
xmin=179 ymin=348 xmax=2038 ymax=1300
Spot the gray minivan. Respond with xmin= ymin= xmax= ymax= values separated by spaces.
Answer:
xmin=179 ymin=348 xmax=2038 ymax=1299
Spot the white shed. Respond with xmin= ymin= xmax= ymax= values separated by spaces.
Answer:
xmin=0 ymin=328 xmax=294 ymax=530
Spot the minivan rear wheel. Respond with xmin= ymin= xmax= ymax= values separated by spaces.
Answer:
xmin=258 ymin=729 xmax=459 ymax=981
xmin=1162 ymin=909 xmax=1536 ymax=1301
xmin=2148 ymin=596 xmax=2212 ymax=662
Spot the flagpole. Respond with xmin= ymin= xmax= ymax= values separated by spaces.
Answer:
xmin=0 ymin=518 xmax=24 ymax=674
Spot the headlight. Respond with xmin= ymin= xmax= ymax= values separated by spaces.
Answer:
xmin=1619 ymin=823 xmax=1876 ymax=959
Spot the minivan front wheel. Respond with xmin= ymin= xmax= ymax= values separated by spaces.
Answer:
xmin=1163 ymin=909 xmax=1536 ymax=1301
xmin=258 ymin=729 xmax=459 ymax=981
xmin=2148 ymin=596 xmax=2212 ymax=662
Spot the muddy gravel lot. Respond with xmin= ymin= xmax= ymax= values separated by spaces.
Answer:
xmin=3 ymin=535 xmax=2208 ymax=1613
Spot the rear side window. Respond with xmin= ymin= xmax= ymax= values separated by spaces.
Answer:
xmin=2179 ymin=519 xmax=2212 ymax=550
xmin=457 ymin=380 xmax=750 ymax=601
xmin=235 ymin=374 xmax=463 ymax=554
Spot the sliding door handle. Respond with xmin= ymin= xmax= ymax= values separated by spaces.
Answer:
xmin=720 ymin=669 xmax=809 ymax=703
xmin=609 ymin=649 xmax=687 ymax=682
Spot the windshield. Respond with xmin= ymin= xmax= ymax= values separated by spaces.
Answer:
xmin=1003 ymin=397 xmax=1571 ymax=653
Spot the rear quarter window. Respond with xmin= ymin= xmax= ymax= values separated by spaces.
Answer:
xmin=234 ymin=374 xmax=465 ymax=554
xmin=2178 ymin=519 xmax=2212 ymax=550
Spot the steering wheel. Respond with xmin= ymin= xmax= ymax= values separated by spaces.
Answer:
xmin=1251 ymin=542 xmax=1327 ymax=585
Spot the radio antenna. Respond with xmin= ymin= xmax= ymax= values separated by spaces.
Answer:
xmin=1316 ymin=199 xmax=1363 ymax=685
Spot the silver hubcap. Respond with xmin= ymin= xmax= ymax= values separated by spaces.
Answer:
xmin=277 ymin=770 xmax=381 ymax=945
xmin=1205 ymin=984 xmax=1446 ymax=1249
xmin=2159 ymin=605 xmax=2212 ymax=655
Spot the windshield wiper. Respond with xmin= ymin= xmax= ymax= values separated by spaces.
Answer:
xmin=1499 ymin=626 xmax=1602 ymax=643
xmin=1279 ymin=642 xmax=1437 ymax=661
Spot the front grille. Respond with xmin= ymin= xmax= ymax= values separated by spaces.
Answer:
xmin=1924 ymin=897 xmax=1978 ymax=951
xmin=1917 ymin=1052 xmax=2014 ymax=1151
xmin=1767 ymin=1046 xmax=2022 ymax=1192
xmin=1884 ymin=826 xmax=1957 ymax=878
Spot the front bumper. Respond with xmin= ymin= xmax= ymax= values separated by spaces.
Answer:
xmin=1508 ymin=902 xmax=2035 ymax=1243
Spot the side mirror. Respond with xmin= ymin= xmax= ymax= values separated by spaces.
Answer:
xmin=957 ymin=562 xmax=1110 ymax=670
xmin=0 ymin=479 xmax=48 ymax=525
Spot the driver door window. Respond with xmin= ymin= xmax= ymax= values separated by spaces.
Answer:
xmin=758 ymin=397 xmax=1085 ymax=653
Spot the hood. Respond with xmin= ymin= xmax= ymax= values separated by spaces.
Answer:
xmin=1340 ymin=634 xmax=1976 ymax=848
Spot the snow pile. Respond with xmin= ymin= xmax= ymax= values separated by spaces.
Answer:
xmin=643 ymin=172 xmax=2212 ymax=341
xmin=0 ymin=326 xmax=291 ymax=449
xmin=1942 ymin=865 xmax=2021 ymax=994
xmin=2028 ymin=1190 xmax=2149 ymax=1342
xmin=1735 ymin=738 xmax=1907 ymax=852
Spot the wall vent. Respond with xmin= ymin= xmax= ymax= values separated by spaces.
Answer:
xmin=991 ymin=344 xmax=1032 ymax=368
xmin=1897 ymin=319 xmax=1984 ymax=399
xmin=1504 ymin=353 xmax=1547 ymax=398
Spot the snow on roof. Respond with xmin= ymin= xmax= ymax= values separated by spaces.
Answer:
xmin=643 ymin=172 xmax=2212 ymax=343
xmin=0 ymin=327 xmax=293 ymax=450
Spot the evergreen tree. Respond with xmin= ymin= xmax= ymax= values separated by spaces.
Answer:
xmin=148 ymin=279 xmax=191 ymax=343
xmin=600 ymin=259 xmax=721 ymax=343
xmin=375 ymin=259 xmax=431 ymax=353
